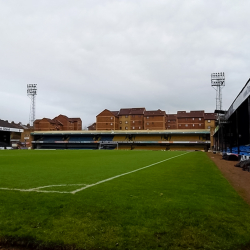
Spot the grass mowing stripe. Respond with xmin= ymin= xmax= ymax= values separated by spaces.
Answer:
xmin=72 ymin=151 xmax=190 ymax=194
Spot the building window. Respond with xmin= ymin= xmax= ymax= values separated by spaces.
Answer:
xmin=125 ymin=121 xmax=128 ymax=124
xmin=185 ymin=124 xmax=188 ymax=127
xmin=208 ymin=120 xmax=211 ymax=123
xmin=193 ymin=124 xmax=195 ymax=127
xmin=199 ymin=124 xmax=201 ymax=126
xmin=208 ymin=126 xmax=211 ymax=129
xmin=147 ymin=116 xmax=149 ymax=119
xmin=147 ymin=123 xmax=149 ymax=125
xmin=168 ymin=120 xmax=170 ymax=122
xmin=125 ymin=127 xmax=128 ymax=130
xmin=119 ymin=121 xmax=122 ymax=124
xmin=125 ymin=115 xmax=128 ymax=118
xmin=192 ymin=118 xmax=194 ymax=120
xmin=111 ymin=123 xmax=113 ymax=125
xmin=132 ymin=126 xmax=135 ymax=129
xmin=133 ymin=121 xmax=135 ymax=123
xmin=139 ymin=126 xmax=141 ymax=129
xmin=111 ymin=117 xmax=113 ymax=120
xmin=199 ymin=118 xmax=201 ymax=120
xmin=179 ymin=124 xmax=181 ymax=126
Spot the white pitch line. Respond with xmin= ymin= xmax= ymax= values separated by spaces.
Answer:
xmin=0 ymin=184 xmax=87 ymax=194
xmin=29 ymin=184 xmax=87 ymax=191
xmin=0 ymin=152 xmax=190 ymax=194
xmin=0 ymin=187 xmax=71 ymax=194
xmin=71 ymin=151 xmax=190 ymax=194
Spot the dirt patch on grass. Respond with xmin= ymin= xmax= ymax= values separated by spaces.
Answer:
xmin=207 ymin=152 xmax=250 ymax=206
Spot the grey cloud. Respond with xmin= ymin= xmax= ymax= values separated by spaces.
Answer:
xmin=0 ymin=0 xmax=250 ymax=126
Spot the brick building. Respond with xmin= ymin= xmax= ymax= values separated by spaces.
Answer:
xmin=176 ymin=110 xmax=205 ymax=129
xmin=144 ymin=110 xmax=166 ymax=130
xmin=166 ymin=114 xmax=177 ymax=129
xmin=96 ymin=109 xmax=119 ymax=130
xmin=94 ymin=108 xmax=217 ymax=131
xmin=166 ymin=111 xmax=217 ymax=130
xmin=34 ymin=115 xmax=82 ymax=131
xmin=87 ymin=123 xmax=96 ymax=131
xmin=118 ymin=108 xmax=145 ymax=130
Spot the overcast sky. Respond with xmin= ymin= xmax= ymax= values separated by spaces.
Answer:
xmin=1 ymin=0 xmax=250 ymax=128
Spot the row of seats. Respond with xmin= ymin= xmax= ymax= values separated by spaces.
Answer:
xmin=39 ymin=136 xmax=115 ymax=142
xmin=224 ymin=145 xmax=250 ymax=156
xmin=37 ymin=134 xmax=207 ymax=142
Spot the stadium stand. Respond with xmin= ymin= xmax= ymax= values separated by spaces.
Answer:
xmin=32 ymin=129 xmax=210 ymax=151
xmin=99 ymin=135 xmax=114 ymax=141
xmin=68 ymin=136 xmax=94 ymax=142
xmin=134 ymin=135 xmax=162 ymax=141
xmin=42 ymin=137 xmax=64 ymax=142
xmin=113 ymin=135 xmax=127 ymax=141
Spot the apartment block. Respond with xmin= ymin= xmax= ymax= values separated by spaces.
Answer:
xmin=96 ymin=109 xmax=119 ymax=130
xmin=176 ymin=111 xmax=205 ymax=129
xmin=144 ymin=110 xmax=166 ymax=130
xmin=166 ymin=114 xmax=177 ymax=129
xmin=34 ymin=114 xmax=82 ymax=131
xmin=118 ymin=108 xmax=145 ymax=130
xmin=94 ymin=108 xmax=217 ymax=131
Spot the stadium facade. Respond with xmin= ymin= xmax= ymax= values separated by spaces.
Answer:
xmin=0 ymin=119 xmax=31 ymax=149
xmin=214 ymin=78 xmax=250 ymax=157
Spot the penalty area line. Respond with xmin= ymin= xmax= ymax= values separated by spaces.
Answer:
xmin=71 ymin=151 xmax=190 ymax=194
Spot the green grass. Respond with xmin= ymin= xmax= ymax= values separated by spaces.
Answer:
xmin=0 ymin=150 xmax=250 ymax=250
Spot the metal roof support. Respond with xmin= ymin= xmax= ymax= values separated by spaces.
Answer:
xmin=248 ymin=97 xmax=250 ymax=144
xmin=236 ymin=110 xmax=239 ymax=155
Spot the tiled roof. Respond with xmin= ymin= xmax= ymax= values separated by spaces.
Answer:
xmin=69 ymin=118 xmax=82 ymax=122
xmin=0 ymin=119 xmax=19 ymax=129
xmin=204 ymin=113 xmax=217 ymax=120
xmin=119 ymin=108 xmax=146 ymax=115
xmin=96 ymin=109 xmax=115 ymax=117
xmin=130 ymin=108 xmax=145 ymax=115
xmin=111 ymin=111 xmax=119 ymax=116
xmin=119 ymin=108 xmax=131 ymax=116
xmin=167 ymin=114 xmax=177 ymax=119
xmin=144 ymin=110 xmax=166 ymax=116
xmin=87 ymin=123 xmax=96 ymax=130
xmin=0 ymin=120 xmax=30 ymax=129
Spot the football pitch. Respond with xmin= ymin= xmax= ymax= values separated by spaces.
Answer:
xmin=0 ymin=150 xmax=250 ymax=250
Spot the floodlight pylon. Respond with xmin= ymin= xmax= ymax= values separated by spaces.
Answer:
xmin=211 ymin=72 xmax=225 ymax=111
xmin=27 ymin=84 xmax=37 ymax=126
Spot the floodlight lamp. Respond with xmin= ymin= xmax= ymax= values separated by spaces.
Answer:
xmin=27 ymin=84 xmax=37 ymax=96
xmin=211 ymin=72 xmax=225 ymax=86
